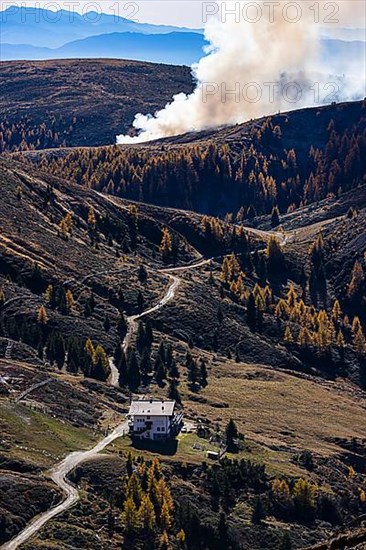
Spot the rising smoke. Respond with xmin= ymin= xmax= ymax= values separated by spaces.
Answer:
xmin=116 ymin=1 xmax=365 ymax=144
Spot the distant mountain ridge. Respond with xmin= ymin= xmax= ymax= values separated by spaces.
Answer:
xmin=0 ymin=6 xmax=203 ymax=48
xmin=1 ymin=33 xmax=364 ymax=69
xmin=0 ymin=6 xmax=364 ymax=67
xmin=0 ymin=31 xmax=207 ymax=65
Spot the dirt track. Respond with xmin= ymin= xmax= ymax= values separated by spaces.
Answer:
xmin=2 ymin=257 xmax=210 ymax=550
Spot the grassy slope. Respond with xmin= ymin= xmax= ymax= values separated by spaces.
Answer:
xmin=0 ymin=59 xmax=193 ymax=147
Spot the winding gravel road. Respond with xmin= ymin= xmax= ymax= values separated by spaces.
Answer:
xmin=109 ymin=259 xmax=211 ymax=387
xmin=2 ymin=258 xmax=210 ymax=550
xmin=2 ymin=421 xmax=129 ymax=550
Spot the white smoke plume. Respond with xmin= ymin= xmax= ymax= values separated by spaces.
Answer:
xmin=117 ymin=1 xmax=365 ymax=144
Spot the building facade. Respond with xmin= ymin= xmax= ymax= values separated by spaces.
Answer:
xmin=127 ymin=399 xmax=181 ymax=441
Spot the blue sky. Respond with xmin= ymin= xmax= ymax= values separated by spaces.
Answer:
xmin=0 ymin=0 xmax=205 ymax=27
xmin=1 ymin=0 xmax=365 ymax=29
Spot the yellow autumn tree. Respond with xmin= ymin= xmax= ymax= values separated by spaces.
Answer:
xmin=348 ymin=260 xmax=364 ymax=299
xmin=156 ymin=478 xmax=174 ymax=512
xmin=352 ymin=316 xmax=362 ymax=335
xmin=287 ymin=284 xmax=297 ymax=309
xmin=160 ymin=228 xmax=173 ymax=262
xmin=332 ymin=299 xmax=342 ymax=322
xmin=284 ymin=325 xmax=293 ymax=343
xmin=59 ymin=212 xmax=73 ymax=237
xmin=159 ymin=531 xmax=171 ymax=550
xmin=122 ymin=497 xmax=139 ymax=533
xmin=127 ymin=472 xmax=142 ymax=506
xmin=87 ymin=206 xmax=96 ymax=229
xmin=272 ymin=479 xmax=291 ymax=503
xmin=85 ymin=338 xmax=94 ymax=358
xmin=336 ymin=330 xmax=345 ymax=348
xmin=45 ymin=284 xmax=53 ymax=305
xmin=292 ymin=478 xmax=318 ymax=510
xmin=65 ymin=289 xmax=74 ymax=313
xmin=298 ymin=327 xmax=312 ymax=348
xmin=354 ymin=328 xmax=366 ymax=355
xmin=160 ymin=500 xmax=173 ymax=531
xmin=37 ymin=305 xmax=48 ymax=325
xmin=275 ymin=299 xmax=289 ymax=320
xmin=220 ymin=253 xmax=240 ymax=283
xmin=176 ymin=529 xmax=186 ymax=547
xmin=127 ymin=472 xmax=143 ymax=507
xmin=137 ymin=494 xmax=156 ymax=532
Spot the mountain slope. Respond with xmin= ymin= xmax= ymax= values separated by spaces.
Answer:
xmin=1 ymin=157 xmax=366 ymax=550
xmin=0 ymin=59 xmax=194 ymax=147
xmin=34 ymin=100 xmax=366 ymax=216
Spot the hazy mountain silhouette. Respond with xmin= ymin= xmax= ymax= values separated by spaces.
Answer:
xmin=1 ymin=6 xmax=203 ymax=48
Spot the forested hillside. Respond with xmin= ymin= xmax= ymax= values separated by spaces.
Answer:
xmin=27 ymin=100 xmax=366 ymax=218
xmin=2 ymin=98 xmax=366 ymax=550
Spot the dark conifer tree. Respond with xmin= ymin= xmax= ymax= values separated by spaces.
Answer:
xmin=225 ymin=419 xmax=238 ymax=450
xmin=271 ymin=206 xmax=280 ymax=227
xmin=54 ymin=332 xmax=65 ymax=369
xmin=137 ymin=290 xmax=144 ymax=313
xmin=217 ymin=512 xmax=228 ymax=545
xmin=136 ymin=321 xmax=146 ymax=351
xmin=280 ymin=532 xmax=292 ymax=550
xmin=57 ymin=287 xmax=68 ymax=315
xmin=46 ymin=331 xmax=65 ymax=368
xmin=114 ymin=342 xmax=122 ymax=365
xmin=217 ymin=305 xmax=224 ymax=324
xmin=138 ymin=264 xmax=148 ymax=283
xmin=187 ymin=358 xmax=199 ymax=389
xmin=140 ymin=348 xmax=151 ymax=383
xmin=199 ymin=358 xmax=208 ymax=387
xmin=145 ymin=320 xmax=153 ymax=348
xmin=156 ymin=360 xmax=167 ymax=387
xmin=170 ymin=358 xmax=180 ymax=379
xmin=212 ymin=331 xmax=218 ymax=352
xmin=126 ymin=451 xmax=133 ymax=477
xmin=252 ymin=496 xmax=266 ymax=524
xmin=165 ymin=344 xmax=173 ymax=371
xmin=103 ymin=314 xmax=111 ymax=332
xmin=168 ymin=378 xmax=181 ymax=403
xmin=88 ymin=292 xmax=96 ymax=312
xmin=257 ymin=255 xmax=267 ymax=286
xmin=118 ymin=350 xmax=128 ymax=388
xmin=127 ymin=350 xmax=141 ymax=390
xmin=154 ymin=353 xmax=164 ymax=375
xmin=247 ymin=205 xmax=257 ymax=220
xmin=158 ymin=340 xmax=166 ymax=363
xmin=117 ymin=312 xmax=127 ymax=338
xmin=67 ymin=337 xmax=81 ymax=374
xmin=48 ymin=285 xmax=58 ymax=309
xmin=247 ymin=292 xmax=257 ymax=329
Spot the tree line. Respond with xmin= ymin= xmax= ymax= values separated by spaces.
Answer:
xmin=0 ymin=114 xmax=78 ymax=152
xmin=28 ymin=107 xmax=366 ymax=219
